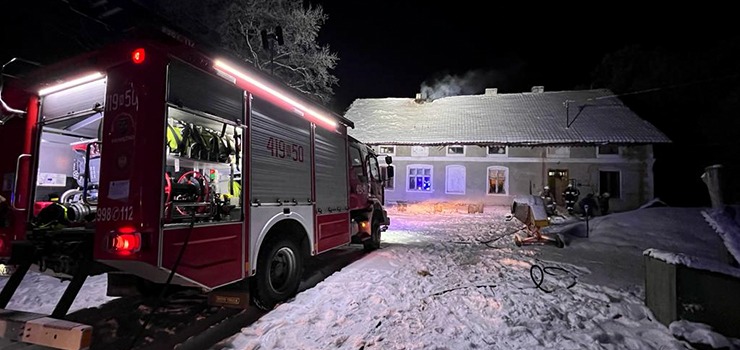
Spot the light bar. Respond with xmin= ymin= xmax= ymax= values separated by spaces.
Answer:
xmin=38 ymin=72 xmax=104 ymax=96
xmin=213 ymin=60 xmax=337 ymax=129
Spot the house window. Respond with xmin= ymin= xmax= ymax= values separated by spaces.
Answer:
xmin=598 ymin=145 xmax=620 ymax=156
xmin=378 ymin=145 xmax=395 ymax=156
xmin=407 ymin=165 xmax=433 ymax=192
xmin=447 ymin=145 xmax=465 ymax=156
xmin=546 ymin=147 xmax=570 ymax=158
xmin=381 ymin=165 xmax=395 ymax=190
xmin=411 ymin=146 xmax=429 ymax=157
xmin=487 ymin=145 xmax=507 ymax=156
xmin=487 ymin=166 xmax=509 ymax=195
xmin=445 ymin=165 xmax=466 ymax=194
xmin=600 ymin=171 xmax=621 ymax=199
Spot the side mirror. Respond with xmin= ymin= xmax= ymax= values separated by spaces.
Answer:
xmin=386 ymin=166 xmax=394 ymax=179
xmin=385 ymin=155 xmax=393 ymax=165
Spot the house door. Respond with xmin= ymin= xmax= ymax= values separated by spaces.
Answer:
xmin=548 ymin=169 xmax=569 ymax=206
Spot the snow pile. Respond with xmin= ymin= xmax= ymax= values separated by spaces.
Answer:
xmin=644 ymin=248 xmax=740 ymax=279
xmin=540 ymin=207 xmax=730 ymax=289
xmin=217 ymin=209 xmax=688 ymax=350
xmin=670 ymin=320 xmax=740 ymax=349
xmin=0 ymin=271 xmax=114 ymax=314
xmin=702 ymin=206 xmax=740 ymax=264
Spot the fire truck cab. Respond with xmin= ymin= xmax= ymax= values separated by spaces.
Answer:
xmin=0 ymin=31 xmax=391 ymax=349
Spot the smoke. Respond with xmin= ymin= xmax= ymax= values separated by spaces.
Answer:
xmin=419 ymin=68 xmax=517 ymax=100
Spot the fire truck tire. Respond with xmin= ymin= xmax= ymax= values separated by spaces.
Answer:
xmin=363 ymin=220 xmax=381 ymax=252
xmin=253 ymin=237 xmax=303 ymax=310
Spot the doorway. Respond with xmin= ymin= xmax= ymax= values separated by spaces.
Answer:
xmin=548 ymin=169 xmax=569 ymax=205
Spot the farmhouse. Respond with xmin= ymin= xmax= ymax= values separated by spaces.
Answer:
xmin=345 ymin=87 xmax=671 ymax=211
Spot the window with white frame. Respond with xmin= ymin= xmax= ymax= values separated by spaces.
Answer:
xmin=597 ymin=145 xmax=620 ymax=157
xmin=486 ymin=166 xmax=509 ymax=195
xmin=411 ymin=146 xmax=429 ymax=157
xmin=378 ymin=145 xmax=395 ymax=156
xmin=599 ymin=171 xmax=621 ymax=199
xmin=445 ymin=165 xmax=466 ymax=194
xmin=407 ymin=164 xmax=433 ymax=192
xmin=546 ymin=147 xmax=570 ymax=158
xmin=381 ymin=165 xmax=395 ymax=190
xmin=446 ymin=145 xmax=465 ymax=156
xmin=487 ymin=145 xmax=507 ymax=156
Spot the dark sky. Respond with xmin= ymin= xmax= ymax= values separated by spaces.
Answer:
xmin=313 ymin=2 xmax=736 ymax=111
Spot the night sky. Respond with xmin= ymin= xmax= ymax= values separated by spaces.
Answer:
xmin=314 ymin=2 xmax=736 ymax=111
xmin=2 ymin=1 xmax=739 ymax=205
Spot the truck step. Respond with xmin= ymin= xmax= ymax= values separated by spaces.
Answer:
xmin=0 ymin=310 xmax=91 ymax=350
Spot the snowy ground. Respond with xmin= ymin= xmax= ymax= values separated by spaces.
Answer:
xmin=215 ymin=206 xmax=732 ymax=350
xmin=1 ymin=206 xmax=737 ymax=349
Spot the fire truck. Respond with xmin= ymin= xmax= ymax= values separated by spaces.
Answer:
xmin=0 ymin=29 xmax=392 ymax=349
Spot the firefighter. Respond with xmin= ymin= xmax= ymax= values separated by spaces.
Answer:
xmin=580 ymin=193 xmax=598 ymax=217
xmin=598 ymin=192 xmax=611 ymax=215
xmin=563 ymin=183 xmax=580 ymax=214
xmin=539 ymin=185 xmax=556 ymax=216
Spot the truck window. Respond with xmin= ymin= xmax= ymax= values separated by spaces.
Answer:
xmin=369 ymin=156 xmax=380 ymax=180
xmin=163 ymin=106 xmax=243 ymax=225
xmin=350 ymin=146 xmax=363 ymax=169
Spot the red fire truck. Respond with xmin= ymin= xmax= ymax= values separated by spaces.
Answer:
xmin=0 ymin=29 xmax=392 ymax=349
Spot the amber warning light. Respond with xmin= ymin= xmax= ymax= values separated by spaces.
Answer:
xmin=132 ymin=48 xmax=146 ymax=64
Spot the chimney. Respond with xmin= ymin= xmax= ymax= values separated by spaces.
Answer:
xmin=531 ymin=86 xmax=545 ymax=93
xmin=485 ymin=88 xmax=498 ymax=96
xmin=415 ymin=93 xmax=423 ymax=103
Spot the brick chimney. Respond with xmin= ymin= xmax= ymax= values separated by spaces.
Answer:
xmin=531 ymin=86 xmax=545 ymax=93
xmin=485 ymin=88 xmax=498 ymax=95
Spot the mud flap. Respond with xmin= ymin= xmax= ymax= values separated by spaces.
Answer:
xmin=0 ymin=310 xmax=92 ymax=350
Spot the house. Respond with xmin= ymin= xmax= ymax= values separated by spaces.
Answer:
xmin=344 ymin=87 xmax=671 ymax=212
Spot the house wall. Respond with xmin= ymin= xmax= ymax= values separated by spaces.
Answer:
xmin=377 ymin=145 xmax=655 ymax=212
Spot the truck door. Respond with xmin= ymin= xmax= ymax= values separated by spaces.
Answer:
xmin=0 ymin=89 xmax=34 ymax=259
xmin=348 ymin=145 xmax=368 ymax=210
xmin=367 ymin=155 xmax=383 ymax=204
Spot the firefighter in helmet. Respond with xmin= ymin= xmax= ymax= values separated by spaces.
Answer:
xmin=563 ymin=183 xmax=580 ymax=214
xmin=539 ymin=185 xmax=556 ymax=216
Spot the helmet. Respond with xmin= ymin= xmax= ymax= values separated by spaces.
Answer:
xmin=543 ymin=186 xmax=550 ymax=190
xmin=602 ymin=192 xmax=610 ymax=198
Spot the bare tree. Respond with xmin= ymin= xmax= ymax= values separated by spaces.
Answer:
xmin=150 ymin=0 xmax=338 ymax=104
xmin=216 ymin=0 xmax=338 ymax=103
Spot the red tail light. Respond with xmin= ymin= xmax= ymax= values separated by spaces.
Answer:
xmin=110 ymin=227 xmax=141 ymax=255
xmin=132 ymin=48 xmax=146 ymax=64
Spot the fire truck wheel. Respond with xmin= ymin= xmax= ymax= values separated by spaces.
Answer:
xmin=363 ymin=220 xmax=381 ymax=252
xmin=254 ymin=237 xmax=303 ymax=310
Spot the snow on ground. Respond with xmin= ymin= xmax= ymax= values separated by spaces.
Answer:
xmin=215 ymin=207 xmax=698 ymax=350
xmin=0 ymin=271 xmax=114 ymax=314
xmin=539 ymin=207 xmax=731 ymax=289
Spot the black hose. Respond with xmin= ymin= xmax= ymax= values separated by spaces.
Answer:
xmin=129 ymin=211 xmax=197 ymax=349
xmin=530 ymin=264 xmax=577 ymax=293
xmin=478 ymin=226 xmax=526 ymax=247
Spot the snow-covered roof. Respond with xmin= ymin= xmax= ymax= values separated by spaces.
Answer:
xmin=345 ymin=89 xmax=671 ymax=145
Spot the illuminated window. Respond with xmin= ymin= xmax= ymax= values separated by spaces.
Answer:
xmin=447 ymin=145 xmax=465 ymax=156
xmin=487 ymin=146 xmax=507 ymax=157
xmin=487 ymin=166 xmax=508 ymax=195
xmin=445 ymin=165 xmax=466 ymax=194
xmin=378 ymin=145 xmax=395 ymax=156
xmin=407 ymin=165 xmax=433 ymax=192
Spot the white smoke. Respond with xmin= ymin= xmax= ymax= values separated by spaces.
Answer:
xmin=420 ymin=68 xmax=515 ymax=100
